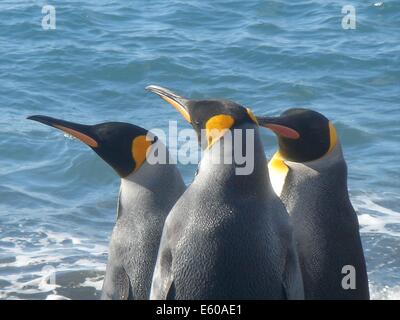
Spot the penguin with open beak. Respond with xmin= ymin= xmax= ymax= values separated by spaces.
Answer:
xmin=257 ymin=108 xmax=369 ymax=299
xmin=146 ymin=86 xmax=304 ymax=300
xmin=28 ymin=115 xmax=186 ymax=299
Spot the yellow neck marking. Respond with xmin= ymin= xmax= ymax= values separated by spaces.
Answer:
xmin=268 ymin=151 xmax=289 ymax=196
xmin=131 ymin=135 xmax=153 ymax=173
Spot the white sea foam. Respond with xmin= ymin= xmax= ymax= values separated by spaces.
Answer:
xmin=82 ymin=276 xmax=104 ymax=291
xmin=63 ymin=133 xmax=76 ymax=141
xmin=351 ymin=193 xmax=400 ymax=300
xmin=354 ymin=194 xmax=400 ymax=237
xmin=0 ymin=229 xmax=107 ymax=299
xmin=74 ymin=259 xmax=106 ymax=271
xmin=5 ymin=271 xmax=59 ymax=295
xmin=38 ymin=231 xmax=82 ymax=246
xmin=46 ymin=294 xmax=71 ymax=300
xmin=370 ymin=284 xmax=400 ymax=300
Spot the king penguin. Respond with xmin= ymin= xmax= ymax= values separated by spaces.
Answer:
xmin=28 ymin=115 xmax=186 ymax=300
xmin=146 ymin=85 xmax=304 ymax=300
xmin=256 ymin=108 xmax=369 ymax=299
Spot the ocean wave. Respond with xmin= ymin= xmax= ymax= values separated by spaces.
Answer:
xmin=370 ymin=283 xmax=400 ymax=300
xmin=354 ymin=193 xmax=400 ymax=238
xmin=0 ymin=229 xmax=107 ymax=300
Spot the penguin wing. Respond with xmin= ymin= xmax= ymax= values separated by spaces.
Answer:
xmin=150 ymin=248 xmax=175 ymax=299
xmin=150 ymin=231 xmax=175 ymax=299
xmin=101 ymin=264 xmax=131 ymax=300
xmin=282 ymin=244 xmax=305 ymax=300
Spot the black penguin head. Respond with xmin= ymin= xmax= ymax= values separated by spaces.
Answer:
xmin=28 ymin=115 xmax=157 ymax=178
xmin=256 ymin=108 xmax=337 ymax=162
xmin=146 ymin=85 xmax=258 ymax=149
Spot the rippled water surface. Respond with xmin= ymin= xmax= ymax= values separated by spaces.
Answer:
xmin=0 ymin=1 xmax=399 ymax=299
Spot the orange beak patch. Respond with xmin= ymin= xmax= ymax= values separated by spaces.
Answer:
xmin=265 ymin=124 xmax=300 ymax=140
xmin=54 ymin=125 xmax=99 ymax=148
xmin=161 ymin=96 xmax=191 ymax=123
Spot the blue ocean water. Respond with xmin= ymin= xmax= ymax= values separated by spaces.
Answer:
xmin=0 ymin=0 xmax=399 ymax=299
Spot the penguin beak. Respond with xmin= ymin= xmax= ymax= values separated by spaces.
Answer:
xmin=28 ymin=115 xmax=99 ymax=148
xmin=146 ymin=85 xmax=192 ymax=123
xmin=256 ymin=116 xmax=300 ymax=140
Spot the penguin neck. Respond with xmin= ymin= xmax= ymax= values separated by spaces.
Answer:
xmin=284 ymin=141 xmax=344 ymax=173
xmin=118 ymin=141 xmax=185 ymax=219
xmin=197 ymin=123 xmax=270 ymax=192
xmin=280 ymin=142 xmax=352 ymax=223
xmin=269 ymin=141 xmax=346 ymax=198
xmin=121 ymin=161 xmax=170 ymax=193
xmin=269 ymin=141 xmax=345 ymax=197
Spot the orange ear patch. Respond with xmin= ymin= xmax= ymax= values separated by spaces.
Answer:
xmin=327 ymin=122 xmax=337 ymax=154
xmin=131 ymin=135 xmax=153 ymax=173
xmin=54 ymin=125 xmax=98 ymax=148
xmin=205 ymin=114 xmax=235 ymax=148
xmin=265 ymin=124 xmax=300 ymax=139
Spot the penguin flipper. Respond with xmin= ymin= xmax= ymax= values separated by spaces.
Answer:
xmin=150 ymin=235 xmax=175 ymax=300
xmin=150 ymin=251 xmax=175 ymax=299
xmin=282 ymin=246 xmax=305 ymax=300
xmin=165 ymin=278 xmax=176 ymax=300
xmin=101 ymin=264 xmax=131 ymax=300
